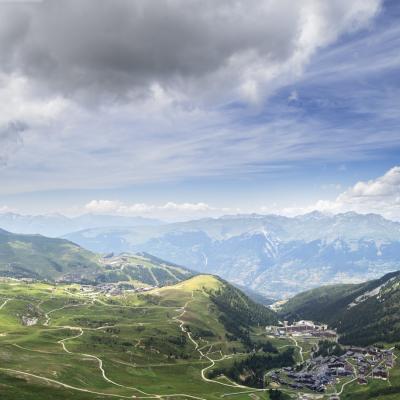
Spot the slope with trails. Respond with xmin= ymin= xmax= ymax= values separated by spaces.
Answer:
xmin=98 ymin=253 xmax=194 ymax=287
xmin=0 ymin=228 xmax=193 ymax=288
xmin=0 ymin=275 xmax=291 ymax=400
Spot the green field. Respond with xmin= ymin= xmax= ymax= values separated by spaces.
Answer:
xmin=0 ymin=276 xmax=282 ymax=400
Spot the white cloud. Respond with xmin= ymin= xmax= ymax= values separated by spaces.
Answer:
xmin=0 ymin=205 xmax=14 ymax=214
xmin=288 ymin=90 xmax=299 ymax=102
xmin=331 ymin=166 xmax=400 ymax=219
xmin=160 ymin=202 xmax=212 ymax=212
xmin=0 ymin=73 xmax=69 ymax=126
xmin=84 ymin=200 xmax=234 ymax=221
xmin=276 ymin=166 xmax=400 ymax=220
xmin=0 ymin=72 xmax=70 ymax=164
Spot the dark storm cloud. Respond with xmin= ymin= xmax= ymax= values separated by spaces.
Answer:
xmin=0 ymin=0 xmax=378 ymax=103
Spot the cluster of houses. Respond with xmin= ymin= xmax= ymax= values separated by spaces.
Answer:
xmin=346 ymin=346 xmax=395 ymax=383
xmin=79 ymin=282 xmax=157 ymax=296
xmin=269 ymin=345 xmax=395 ymax=394
xmin=269 ymin=354 xmax=352 ymax=393
xmin=266 ymin=320 xmax=337 ymax=339
xmin=56 ymin=273 xmax=87 ymax=283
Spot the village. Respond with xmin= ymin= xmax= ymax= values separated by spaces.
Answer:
xmin=266 ymin=320 xmax=396 ymax=397
xmin=269 ymin=346 xmax=394 ymax=394
xmin=79 ymin=281 xmax=157 ymax=296
xmin=266 ymin=320 xmax=338 ymax=340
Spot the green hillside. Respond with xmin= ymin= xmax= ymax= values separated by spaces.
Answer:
xmin=0 ymin=229 xmax=101 ymax=281
xmin=0 ymin=275 xmax=289 ymax=399
xmin=98 ymin=253 xmax=194 ymax=286
xmin=280 ymin=270 xmax=400 ymax=346
xmin=0 ymin=229 xmax=194 ymax=288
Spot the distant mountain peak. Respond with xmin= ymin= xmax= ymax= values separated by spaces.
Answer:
xmin=296 ymin=210 xmax=331 ymax=220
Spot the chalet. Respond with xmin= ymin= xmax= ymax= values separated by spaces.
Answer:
xmin=372 ymin=367 xmax=388 ymax=380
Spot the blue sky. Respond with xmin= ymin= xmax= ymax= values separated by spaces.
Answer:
xmin=0 ymin=0 xmax=399 ymax=220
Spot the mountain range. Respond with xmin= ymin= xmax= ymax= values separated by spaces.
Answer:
xmin=63 ymin=211 xmax=400 ymax=298
xmin=0 ymin=212 xmax=161 ymax=237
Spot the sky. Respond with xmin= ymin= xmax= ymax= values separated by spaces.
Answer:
xmin=0 ymin=0 xmax=400 ymax=221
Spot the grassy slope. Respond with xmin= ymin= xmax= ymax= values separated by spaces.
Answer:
xmin=0 ymin=228 xmax=193 ymax=287
xmin=99 ymin=253 xmax=194 ymax=286
xmin=0 ymin=275 xmax=280 ymax=400
xmin=0 ymin=229 xmax=101 ymax=280
xmin=280 ymin=271 xmax=400 ymax=345
xmin=280 ymin=282 xmax=365 ymax=322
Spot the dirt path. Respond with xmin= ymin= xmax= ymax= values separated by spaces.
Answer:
xmin=173 ymin=292 xmax=255 ymax=391
xmin=0 ymin=298 xmax=10 ymax=310
xmin=0 ymin=367 xmax=138 ymax=399
xmin=57 ymin=327 xmax=158 ymax=398
xmin=9 ymin=323 xmax=208 ymax=400
xmin=44 ymin=303 xmax=85 ymax=326
xmin=289 ymin=337 xmax=304 ymax=363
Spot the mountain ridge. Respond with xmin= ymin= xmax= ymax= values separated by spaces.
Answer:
xmin=0 ymin=228 xmax=195 ymax=288
xmin=63 ymin=212 xmax=400 ymax=297
xmin=0 ymin=212 xmax=162 ymax=237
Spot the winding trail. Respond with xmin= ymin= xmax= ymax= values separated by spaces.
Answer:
xmin=57 ymin=327 xmax=158 ymax=398
xmin=289 ymin=337 xmax=304 ymax=364
xmin=0 ymin=298 xmax=10 ymax=310
xmin=0 ymin=368 xmax=140 ymax=399
xmin=55 ymin=321 xmax=208 ymax=399
xmin=44 ymin=303 xmax=84 ymax=326
xmin=12 ymin=343 xmax=63 ymax=355
xmin=173 ymin=292 xmax=258 ymax=391
xmin=336 ymin=375 xmax=358 ymax=397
